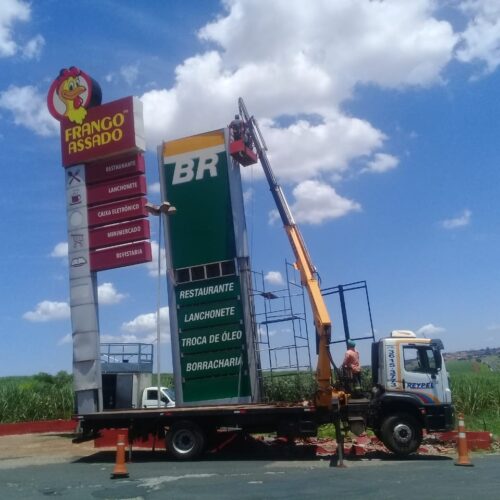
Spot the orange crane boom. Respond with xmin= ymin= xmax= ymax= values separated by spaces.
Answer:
xmin=235 ymin=98 xmax=337 ymax=408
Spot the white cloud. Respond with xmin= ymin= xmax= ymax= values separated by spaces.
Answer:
xmin=24 ymin=282 xmax=124 ymax=325
xmin=22 ymin=34 xmax=44 ymax=60
xmin=486 ymin=323 xmax=500 ymax=332
xmin=121 ymin=306 xmax=169 ymax=333
xmin=441 ymin=209 xmax=471 ymax=229
xmin=282 ymin=180 xmax=361 ymax=225
xmin=363 ymin=153 xmax=400 ymax=174
xmin=145 ymin=240 xmax=167 ymax=277
xmin=416 ymin=323 xmax=446 ymax=336
xmin=97 ymin=282 xmax=126 ymax=305
xmin=104 ymin=64 xmax=141 ymax=86
xmin=257 ymin=115 xmax=386 ymax=183
xmin=50 ymin=242 xmax=68 ymax=258
xmin=456 ymin=0 xmax=500 ymax=74
xmin=198 ymin=0 xmax=456 ymax=90
xmin=0 ymin=0 xmax=30 ymax=57
xmin=0 ymin=85 xmax=59 ymax=136
xmin=23 ymin=300 xmax=70 ymax=322
xmin=243 ymin=188 xmax=254 ymax=204
xmin=120 ymin=306 xmax=170 ymax=344
xmin=148 ymin=182 xmax=161 ymax=194
xmin=58 ymin=334 xmax=71 ymax=346
xmin=264 ymin=271 xmax=284 ymax=286
xmin=137 ymin=0 xmax=461 ymax=225
xmin=120 ymin=64 xmax=140 ymax=85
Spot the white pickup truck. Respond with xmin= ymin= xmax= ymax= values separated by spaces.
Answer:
xmin=141 ymin=386 xmax=176 ymax=408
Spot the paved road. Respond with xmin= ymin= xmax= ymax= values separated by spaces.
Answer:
xmin=1 ymin=448 xmax=499 ymax=499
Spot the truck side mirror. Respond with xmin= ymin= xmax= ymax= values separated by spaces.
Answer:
xmin=430 ymin=340 xmax=444 ymax=372
xmin=433 ymin=350 xmax=442 ymax=371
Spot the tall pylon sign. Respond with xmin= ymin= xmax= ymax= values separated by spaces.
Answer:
xmin=159 ymin=129 xmax=261 ymax=405
xmin=48 ymin=67 xmax=151 ymax=413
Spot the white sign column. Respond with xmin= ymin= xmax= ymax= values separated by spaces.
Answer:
xmin=65 ymin=165 xmax=102 ymax=413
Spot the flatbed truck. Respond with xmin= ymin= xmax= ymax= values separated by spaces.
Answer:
xmin=75 ymin=100 xmax=454 ymax=460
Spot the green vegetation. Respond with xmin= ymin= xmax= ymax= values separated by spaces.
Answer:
xmin=262 ymin=371 xmax=316 ymax=402
xmin=445 ymin=359 xmax=491 ymax=374
xmin=0 ymin=372 xmax=73 ymax=424
xmin=449 ymin=371 xmax=500 ymax=436
xmin=0 ymin=361 xmax=498 ymax=439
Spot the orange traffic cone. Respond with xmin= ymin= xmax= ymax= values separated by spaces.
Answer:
xmin=111 ymin=433 xmax=129 ymax=478
xmin=454 ymin=413 xmax=473 ymax=467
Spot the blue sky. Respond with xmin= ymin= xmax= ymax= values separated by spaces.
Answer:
xmin=0 ymin=0 xmax=499 ymax=376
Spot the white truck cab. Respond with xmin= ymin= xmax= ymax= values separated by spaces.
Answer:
xmin=379 ymin=330 xmax=452 ymax=405
xmin=142 ymin=387 xmax=176 ymax=409
xmin=366 ymin=330 xmax=454 ymax=455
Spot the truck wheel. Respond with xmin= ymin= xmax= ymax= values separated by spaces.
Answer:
xmin=380 ymin=413 xmax=422 ymax=456
xmin=166 ymin=421 xmax=205 ymax=460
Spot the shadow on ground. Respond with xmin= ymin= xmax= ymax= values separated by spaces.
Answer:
xmin=74 ymin=433 xmax=453 ymax=464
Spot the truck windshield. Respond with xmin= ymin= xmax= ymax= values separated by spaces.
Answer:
xmin=163 ymin=388 xmax=175 ymax=402
xmin=403 ymin=346 xmax=438 ymax=373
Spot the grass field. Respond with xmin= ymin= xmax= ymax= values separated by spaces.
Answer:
xmin=0 ymin=372 xmax=73 ymax=424
xmin=1 ymin=362 xmax=499 ymax=437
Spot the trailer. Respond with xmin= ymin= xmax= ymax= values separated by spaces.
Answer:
xmin=76 ymin=398 xmax=372 ymax=460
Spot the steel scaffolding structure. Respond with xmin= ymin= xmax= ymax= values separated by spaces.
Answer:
xmin=251 ymin=262 xmax=312 ymax=389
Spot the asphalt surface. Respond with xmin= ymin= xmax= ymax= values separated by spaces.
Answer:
xmin=0 ymin=445 xmax=499 ymax=499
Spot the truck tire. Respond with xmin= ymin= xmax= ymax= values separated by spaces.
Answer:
xmin=166 ymin=421 xmax=205 ymax=460
xmin=380 ymin=413 xmax=422 ymax=456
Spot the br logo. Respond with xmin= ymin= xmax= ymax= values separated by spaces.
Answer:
xmin=172 ymin=153 xmax=220 ymax=185
xmin=47 ymin=67 xmax=102 ymax=125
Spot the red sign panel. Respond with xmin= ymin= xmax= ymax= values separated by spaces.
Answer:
xmin=86 ymin=175 xmax=147 ymax=206
xmin=90 ymin=241 xmax=152 ymax=272
xmin=89 ymin=219 xmax=150 ymax=250
xmin=87 ymin=197 xmax=148 ymax=227
xmin=86 ymin=153 xmax=145 ymax=185
xmin=60 ymin=96 xmax=144 ymax=167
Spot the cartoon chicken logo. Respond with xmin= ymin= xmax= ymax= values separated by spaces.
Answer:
xmin=47 ymin=67 xmax=102 ymax=124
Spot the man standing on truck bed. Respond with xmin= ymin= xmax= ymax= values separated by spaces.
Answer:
xmin=342 ymin=340 xmax=361 ymax=394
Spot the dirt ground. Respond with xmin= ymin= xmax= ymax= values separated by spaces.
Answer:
xmin=0 ymin=433 xmax=98 ymax=469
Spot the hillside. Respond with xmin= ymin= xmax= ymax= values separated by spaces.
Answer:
xmin=444 ymin=347 xmax=500 ymax=372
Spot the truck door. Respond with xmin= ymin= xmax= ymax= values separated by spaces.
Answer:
xmin=401 ymin=344 xmax=444 ymax=404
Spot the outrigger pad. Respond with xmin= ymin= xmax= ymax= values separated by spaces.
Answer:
xmin=229 ymin=139 xmax=258 ymax=166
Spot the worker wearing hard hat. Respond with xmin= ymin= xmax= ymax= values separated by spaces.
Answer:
xmin=229 ymin=114 xmax=244 ymax=141
xmin=342 ymin=340 xmax=361 ymax=393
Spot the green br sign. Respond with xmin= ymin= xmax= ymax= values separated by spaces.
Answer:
xmin=162 ymin=132 xmax=235 ymax=269
xmin=161 ymin=129 xmax=256 ymax=405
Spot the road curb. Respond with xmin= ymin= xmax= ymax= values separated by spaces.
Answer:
xmin=0 ymin=420 xmax=77 ymax=436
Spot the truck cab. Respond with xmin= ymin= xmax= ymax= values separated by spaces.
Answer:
xmin=368 ymin=330 xmax=454 ymax=454
xmin=142 ymin=387 xmax=176 ymax=409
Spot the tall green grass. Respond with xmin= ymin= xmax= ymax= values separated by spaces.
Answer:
xmin=449 ymin=371 xmax=500 ymax=435
xmin=262 ymin=371 xmax=316 ymax=402
xmin=0 ymin=372 xmax=73 ymax=423
xmin=450 ymin=372 xmax=500 ymax=415
xmin=1 ymin=367 xmax=499 ymax=437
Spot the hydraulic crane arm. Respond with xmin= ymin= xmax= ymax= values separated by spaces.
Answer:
xmin=236 ymin=98 xmax=335 ymax=408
